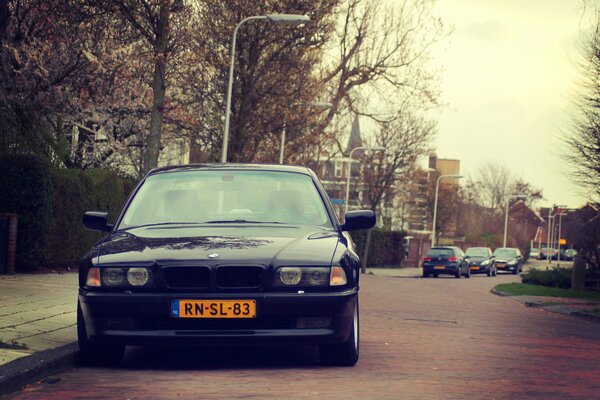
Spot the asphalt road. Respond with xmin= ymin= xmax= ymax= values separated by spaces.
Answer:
xmin=7 ymin=264 xmax=600 ymax=400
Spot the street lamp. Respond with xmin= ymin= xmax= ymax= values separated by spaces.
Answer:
xmin=546 ymin=212 xmax=554 ymax=266
xmin=431 ymin=174 xmax=463 ymax=247
xmin=279 ymin=101 xmax=332 ymax=164
xmin=344 ymin=146 xmax=385 ymax=215
xmin=556 ymin=211 xmax=568 ymax=266
xmin=503 ymin=194 xmax=528 ymax=248
xmin=221 ymin=14 xmax=310 ymax=163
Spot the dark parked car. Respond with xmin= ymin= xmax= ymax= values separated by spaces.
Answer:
xmin=422 ymin=246 xmax=470 ymax=278
xmin=465 ymin=247 xmax=496 ymax=276
xmin=493 ymin=247 xmax=523 ymax=274
xmin=78 ymin=164 xmax=376 ymax=367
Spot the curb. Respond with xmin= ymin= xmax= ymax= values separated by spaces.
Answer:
xmin=0 ymin=342 xmax=79 ymax=396
xmin=490 ymin=288 xmax=510 ymax=297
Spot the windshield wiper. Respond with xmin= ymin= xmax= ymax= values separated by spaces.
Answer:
xmin=204 ymin=219 xmax=285 ymax=224
xmin=118 ymin=222 xmax=204 ymax=231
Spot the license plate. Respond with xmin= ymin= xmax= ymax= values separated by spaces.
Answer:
xmin=470 ymin=266 xmax=480 ymax=271
xmin=497 ymin=263 xmax=506 ymax=268
xmin=434 ymin=266 xmax=445 ymax=270
xmin=171 ymin=300 xmax=256 ymax=318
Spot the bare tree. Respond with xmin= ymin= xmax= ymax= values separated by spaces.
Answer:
xmin=565 ymin=9 xmax=600 ymax=199
xmin=358 ymin=106 xmax=436 ymax=272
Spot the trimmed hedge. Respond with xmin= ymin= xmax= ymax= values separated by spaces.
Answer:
xmin=350 ymin=228 xmax=405 ymax=267
xmin=0 ymin=154 xmax=53 ymax=270
xmin=521 ymin=267 xmax=572 ymax=289
xmin=0 ymin=154 xmax=135 ymax=270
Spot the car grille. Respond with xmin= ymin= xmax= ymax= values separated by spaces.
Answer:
xmin=163 ymin=266 xmax=210 ymax=289
xmin=216 ymin=266 xmax=263 ymax=288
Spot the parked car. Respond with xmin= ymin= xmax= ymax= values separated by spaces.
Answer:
xmin=529 ymin=248 xmax=541 ymax=260
xmin=540 ymin=247 xmax=558 ymax=260
xmin=465 ymin=247 xmax=496 ymax=277
xmin=422 ymin=246 xmax=471 ymax=278
xmin=563 ymin=249 xmax=578 ymax=261
xmin=493 ymin=247 xmax=523 ymax=274
xmin=78 ymin=164 xmax=376 ymax=367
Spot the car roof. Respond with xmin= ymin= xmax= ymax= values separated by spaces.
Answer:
xmin=147 ymin=163 xmax=312 ymax=176
xmin=430 ymin=246 xmax=459 ymax=250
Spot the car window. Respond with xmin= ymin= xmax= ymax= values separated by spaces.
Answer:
xmin=493 ymin=248 xmax=516 ymax=258
xmin=118 ymin=171 xmax=332 ymax=229
xmin=427 ymin=248 xmax=454 ymax=257
xmin=465 ymin=248 xmax=490 ymax=257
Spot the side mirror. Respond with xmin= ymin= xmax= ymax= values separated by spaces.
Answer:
xmin=83 ymin=211 xmax=113 ymax=232
xmin=465 ymin=255 xmax=471 ymax=259
xmin=341 ymin=210 xmax=376 ymax=231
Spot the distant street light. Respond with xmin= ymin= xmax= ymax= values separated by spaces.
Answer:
xmin=431 ymin=174 xmax=463 ymax=247
xmin=546 ymin=212 xmax=555 ymax=266
xmin=344 ymin=146 xmax=385 ymax=215
xmin=556 ymin=211 xmax=568 ymax=266
xmin=503 ymin=194 xmax=528 ymax=248
xmin=221 ymin=14 xmax=310 ymax=163
xmin=279 ymin=102 xmax=332 ymax=164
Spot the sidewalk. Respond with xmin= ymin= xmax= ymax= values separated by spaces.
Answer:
xmin=0 ymin=273 xmax=78 ymax=366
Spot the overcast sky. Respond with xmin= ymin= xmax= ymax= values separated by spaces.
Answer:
xmin=432 ymin=0 xmax=593 ymax=208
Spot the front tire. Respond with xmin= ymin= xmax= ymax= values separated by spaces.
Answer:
xmin=78 ymin=302 xmax=125 ymax=367
xmin=320 ymin=297 xmax=359 ymax=366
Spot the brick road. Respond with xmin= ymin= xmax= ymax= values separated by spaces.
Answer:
xmin=7 ymin=271 xmax=600 ymax=400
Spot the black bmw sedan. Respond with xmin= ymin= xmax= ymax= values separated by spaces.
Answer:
xmin=78 ymin=164 xmax=375 ymax=367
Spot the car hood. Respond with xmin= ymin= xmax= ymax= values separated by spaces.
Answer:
xmin=95 ymin=225 xmax=340 ymax=267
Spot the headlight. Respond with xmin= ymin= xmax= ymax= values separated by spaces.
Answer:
xmin=507 ymin=260 xmax=517 ymax=265
xmin=481 ymin=260 xmax=490 ymax=266
xmin=99 ymin=267 xmax=152 ymax=287
xmin=273 ymin=267 xmax=330 ymax=287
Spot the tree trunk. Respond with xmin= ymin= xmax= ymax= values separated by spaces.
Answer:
xmin=361 ymin=228 xmax=373 ymax=274
xmin=143 ymin=2 xmax=170 ymax=175
xmin=571 ymin=255 xmax=587 ymax=290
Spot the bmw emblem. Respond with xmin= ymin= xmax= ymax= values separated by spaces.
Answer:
xmin=208 ymin=253 xmax=219 ymax=259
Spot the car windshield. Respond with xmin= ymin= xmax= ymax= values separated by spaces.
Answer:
xmin=493 ymin=248 xmax=516 ymax=258
xmin=465 ymin=248 xmax=489 ymax=257
xmin=427 ymin=248 xmax=454 ymax=257
xmin=118 ymin=170 xmax=332 ymax=229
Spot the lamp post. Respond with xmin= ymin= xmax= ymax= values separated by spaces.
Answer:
xmin=556 ymin=211 xmax=567 ymax=266
xmin=279 ymin=102 xmax=332 ymax=164
xmin=503 ymin=194 xmax=528 ymax=248
xmin=221 ymin=14 xmax=310 ymax=163
xmin=546 ymin=212 xmax=554 ymax=266
xmin=344 ymin=146 xmax=385 ymax=215
xmin=431 ymin=174 xmax=463 ymax=247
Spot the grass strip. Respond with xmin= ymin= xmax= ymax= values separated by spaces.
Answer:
xmin=494 ymin=283 xmax=600 ymax=300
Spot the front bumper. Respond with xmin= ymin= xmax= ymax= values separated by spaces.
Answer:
xmin=79 ymin=288 xmax=356 ymax=346
xmin=468 ymin=264 xmax=491 ymax=273
xmin=495 ymin=263 xmax=517 ymax=271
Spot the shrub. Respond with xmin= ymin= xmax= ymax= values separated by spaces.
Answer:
xmin=45 ymin=168 xmax=136 ymax=268
xmin=350 ymin=228 xmax=405 ymax=267
xmin=0 ymin=154 xmax=53 ymax=271
xmin=521 ymin=267 xmax=572 ymax=289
